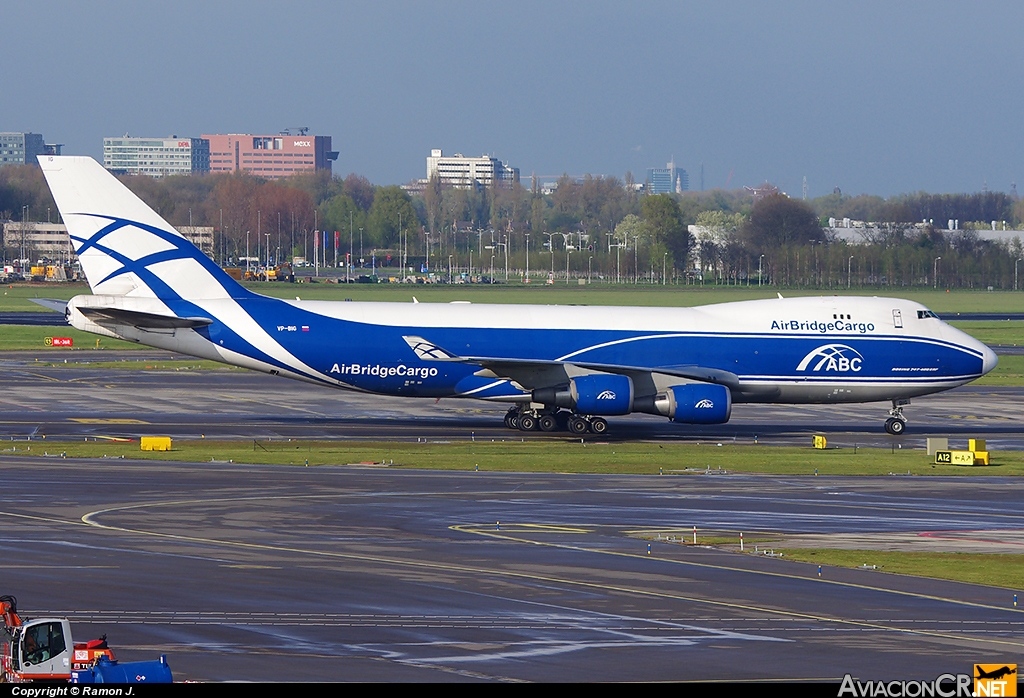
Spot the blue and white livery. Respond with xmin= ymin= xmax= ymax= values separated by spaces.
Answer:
xmin=39 ymin=156 xmax=997 ymax=436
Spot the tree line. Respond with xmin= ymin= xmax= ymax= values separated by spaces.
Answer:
xmin=3 ymin=162 xmax=1023 ymax=287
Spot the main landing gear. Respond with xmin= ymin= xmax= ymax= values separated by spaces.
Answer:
xmin=884 ymin=399 xmax=909 ymax=435
xmin=504 ymin=407 xmax=608 ymax=434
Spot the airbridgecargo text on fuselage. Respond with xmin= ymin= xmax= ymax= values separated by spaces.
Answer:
xmin=771 ymin=319 xmax=876 ymax=333
xmin=329 ymin=362 xmax=439 ymax=379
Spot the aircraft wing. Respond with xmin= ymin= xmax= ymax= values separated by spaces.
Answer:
xmin=78 ymin=306 xmax=213 ymax=330
xmin=402 ymin=335 xmax=740 ymax=391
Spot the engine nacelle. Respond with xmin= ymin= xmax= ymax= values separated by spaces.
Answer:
xmin=656 ymin=384 xmax=731 ymax=424
xmin=570 ymin=374 xmax=634 ymax=415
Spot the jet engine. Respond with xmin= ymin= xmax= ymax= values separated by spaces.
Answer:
xmin=533 ymin=374 xmax=634 ymax=415
xmin=654 ymin=384 xmax=731 ymax=424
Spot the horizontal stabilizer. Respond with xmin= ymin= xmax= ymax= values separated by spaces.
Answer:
xmin=29 ymin=298 xmax=69 ymax=314
xmin=78 ymin=306 xmax=213 ymax=330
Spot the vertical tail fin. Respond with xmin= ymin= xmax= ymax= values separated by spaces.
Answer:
xmin=38 ymin=156 xmax=248 ymax=300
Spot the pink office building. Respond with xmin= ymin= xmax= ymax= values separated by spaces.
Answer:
xmin=203 ymin=133 xmax=338 ymax=179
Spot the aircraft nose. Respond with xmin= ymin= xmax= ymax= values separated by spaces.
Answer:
xmin=982 ymin=343 xmax=998 ymax=375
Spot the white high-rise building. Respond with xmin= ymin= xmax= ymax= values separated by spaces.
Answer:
xmin=426 ymin=149 xmax=519 ymax=188
xmin=103 ymin=136 xmax=210 ymax=177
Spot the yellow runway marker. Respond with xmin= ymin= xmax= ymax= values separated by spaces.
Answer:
xmin=456 ymin=523 xmax=592 ymax=534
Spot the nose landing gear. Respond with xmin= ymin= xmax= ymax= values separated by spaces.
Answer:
xmin=884 ymin=399 xmax=909 ymax=435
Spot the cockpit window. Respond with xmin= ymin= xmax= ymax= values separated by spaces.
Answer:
xmin=917 ymin=310 xmax=938 ymax=319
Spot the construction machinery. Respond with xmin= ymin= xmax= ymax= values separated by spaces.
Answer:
xmin=1 ymin=595 xmax=172 ymax=683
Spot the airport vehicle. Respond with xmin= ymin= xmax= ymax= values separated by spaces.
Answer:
xmin=38 ymin=156 xmax=996 ymax=435
xmin=0 ymin=595 xmax=171 ymax=683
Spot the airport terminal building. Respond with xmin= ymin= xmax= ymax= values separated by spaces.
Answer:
xmin=2 ymin=222 xmax=214 ymax=260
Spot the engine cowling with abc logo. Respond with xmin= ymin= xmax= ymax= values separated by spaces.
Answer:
xmin=654 ymin=383 xmax=732 ymax=424
xmin=569 ymin=374 xmax=634 ymax=415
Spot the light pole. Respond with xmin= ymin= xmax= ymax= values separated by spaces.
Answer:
xmin=933 ymin=256 xmax=942 ymax=289
xmin=663 ymin=253 xmax=667 ymax=286
xmin=589 ymin=255 xmax=593 ymax=284
xmin=632 ymin=235 xmax=639 ymax=284
xmin=449 ymin=254 xmax=453 ymax=283
xmin=565 ymin=246 xmax=572 ymax=285
xmin=848 ymin=255 xmax=854 ymax=289
xmin=1016 ymin=258 xmax=1022 ymax=291
xmin=524 ymin=233 xmax=530 ymax=283
xmin=21 ymin=205 xmax=27 ymax=267
xmin=758 ymin=254 xmax=764 ymax=287
xmin=543 ymin=233 xmax=555 ymax=279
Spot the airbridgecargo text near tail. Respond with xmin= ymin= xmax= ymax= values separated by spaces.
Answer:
xmin=39 ymin=156 xmax=997 ymax=436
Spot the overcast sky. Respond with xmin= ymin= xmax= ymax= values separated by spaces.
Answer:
xmin=4 ymin=1 xmax=1022 ymax=197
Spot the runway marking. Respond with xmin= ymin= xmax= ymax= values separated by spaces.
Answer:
xmin=19 ymin=372 xmax=62 ymax=383
xmin=68 ymin=418 xmax=149 ymax=424
xmin=450 ymin=523 xmax=1024 ymax=628
xmin=65 ymin=497 xmax=1024 ymax=652
xmin=481 ymin=524 xmax=592 ymax=534
xmin=2 ymin=565 xmax=118 ymax=569
xmin=218 ymin=393 xmax=328 ymax=416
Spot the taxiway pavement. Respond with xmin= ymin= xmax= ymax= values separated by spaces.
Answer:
xmin=0 ymin=352 xmax=1021 ymax=449
xmin=1 ymin=457 xmax=1022 ymax=682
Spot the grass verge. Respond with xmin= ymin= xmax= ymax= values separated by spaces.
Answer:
xmin=777 ymin=549 xmax=1024 ymax=590
xmin=7 ymin=281 xmax=1024 ymax=312
xmin=0 ymin=325 xmax=138 ymax=350
xmin=12 ymin=440 xmax=1024 ymax=476
xmin=31 ymin=358 xmax=238 ymax=370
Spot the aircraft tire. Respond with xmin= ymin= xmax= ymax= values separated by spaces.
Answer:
xmin=588 ymin=417 xmax=608 ymax=434
xmin=555 ymin=411 xmax=570 ymax=430
xmin=539 ymin=414 xmax=559 ymax=432
xmin=885 ymin=418 xmax=906 ymax=435
xmin=518 ymin=413 xmax=538 ymax=431
xmin=568 ymin=416 xmax=590 ymax=435
xmin=504 ymin=412 xmax=518 ymax=430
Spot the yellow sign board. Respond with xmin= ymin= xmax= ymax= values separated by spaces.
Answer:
xmin=935 ymin=450 xmax=975 ymax=465
xmin=813 ymin=435 xmax=827 ymax=449
xmin=140 ymin=436 xmax=172 ymax=451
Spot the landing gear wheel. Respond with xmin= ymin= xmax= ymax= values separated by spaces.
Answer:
xmin=539 ymin=414 xmax=559 ymax=432
xmin=504 ymin=410 xmax=519 ymax=430
xmin=588 ymin=417 xmax=608 ymax=434
xmin=884 ymin=418 xmax=906 ymax=435
xmin=518 ymin=413 xmax=538 ymax=431
xmin=568 ymin=415 xmax=590 ymax=435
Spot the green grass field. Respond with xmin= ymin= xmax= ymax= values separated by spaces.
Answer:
xmin=7 ymin=280 xmax=1024 ymax=312
xmin=14 ymin=439 xmax=1024 ymax=476
xmin=777 ymin=549 xmax=1024 ymax=590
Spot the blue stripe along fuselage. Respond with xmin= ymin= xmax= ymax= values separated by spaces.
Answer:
xmin=182 ymin=296 xmax=985 ymax=400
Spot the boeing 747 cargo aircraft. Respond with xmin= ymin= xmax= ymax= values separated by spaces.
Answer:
xmin=38 ymin=156 xmax=996 ymax=435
